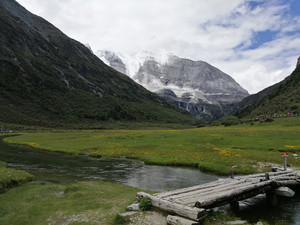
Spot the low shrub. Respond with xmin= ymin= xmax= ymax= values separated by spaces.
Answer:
xmin=139 ymin=196 xmax=152 ymax=211
xmin=264 ymin=118 xmax=274 ymax=123
xmin=112 ymin=214 xmax=129 ymax=225
xmin=0 ymin=166 xmax=34 ymax=193
xmin=210 ymin=121 xmax=221 ymax=126
xmin=222 ymin=116 xmax=239 ymax=127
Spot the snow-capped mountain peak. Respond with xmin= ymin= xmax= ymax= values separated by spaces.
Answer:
xmin=134 ymin=49 xmax=173 ymax=65
xmin=95 ymin=49 xmax=249 ymax=120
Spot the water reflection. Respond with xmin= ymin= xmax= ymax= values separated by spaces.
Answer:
xmin=237 ymin=191 xmax=300 ymax=225
xmin=122 ymin=164 xmax=218 ymax=191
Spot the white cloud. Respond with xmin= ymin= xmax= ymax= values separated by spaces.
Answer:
xmin=16 ymin=0 xmax=300 ymax=94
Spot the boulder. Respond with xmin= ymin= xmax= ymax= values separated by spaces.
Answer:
xmin=119 ymin=211 xmax=138 ymax=218
xmin=127 ymin=203 xmax=140 ymax=211
xmin=226 ymin=220 xmax=246 ymax=225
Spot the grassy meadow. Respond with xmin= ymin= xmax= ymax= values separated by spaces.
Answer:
xmin=4 ymin=117 xmax=300 ymax=175
xmin=0 ymin=181 xmax=140 ymax=225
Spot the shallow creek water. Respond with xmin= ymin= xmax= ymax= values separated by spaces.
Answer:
xmin=1 ymin=138 xmax=300 ymax=224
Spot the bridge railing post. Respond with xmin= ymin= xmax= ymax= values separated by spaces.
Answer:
xmin=230 ymin=166 xmax=237 ymax=179
xmin=281 ymin=153 xmax=288 ymax=170
xmin=265 ymin=172 xmax=270 ymax=180
xmin=283 ymin=156 xmax=287 ymax=171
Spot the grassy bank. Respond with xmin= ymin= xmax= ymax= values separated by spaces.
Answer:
xmin=4 ymin=117 xmax=300 ymax=175
xmin=0 ymin=120 xmax=197 ymax=132
xmin=0 ymin=161 xmax=34 ymax=193
xmin=0 ymin=181 xmax=140 ymax=225
xmin=0 ymin=180 xmax=262 ymax=225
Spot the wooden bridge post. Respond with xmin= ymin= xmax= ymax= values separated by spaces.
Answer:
xmin=281 ymin=153 xmax=288 ymax=171
xmin=283 ymin=156 xmax=287 ymax=171
xmin=265 ymin=172 xmax=270 ymax=180
xmin=266 ymin=190 xmax=278 ymax=206
xmin=230 ymin=201 xmax=239 ymax=212
xmin=230 ymin=166 xmax=237 ymax=179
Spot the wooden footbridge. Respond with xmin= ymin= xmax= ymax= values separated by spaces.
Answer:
xmin=137 ymin=169 xmax=300 ymax=225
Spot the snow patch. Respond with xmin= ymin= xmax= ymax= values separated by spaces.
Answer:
xmin=96 ymin=50 xmax=111 ymax=65
xmin=96 ymin=49 xmax=173 ymax=79
xmin=120 ymin=50 xmax=173 ymax=78
xmin=84 ymin=43 xmax=93 ymax=53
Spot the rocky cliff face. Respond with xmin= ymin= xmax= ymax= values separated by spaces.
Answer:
xmin=97 ymin=50 xmax=127 ymax=75
xmin=96 ymin=50 xmax=249 ymax=119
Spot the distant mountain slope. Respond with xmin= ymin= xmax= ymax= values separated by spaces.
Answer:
xmin=236 ymin=57 xmax=300 ymax=118
xmin=97 ymin=50 xmax=249 ymax=120
xmin=0 ymin=0 xmax=197 ymax=127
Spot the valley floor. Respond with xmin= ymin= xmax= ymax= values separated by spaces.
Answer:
xmin=1 ymin=117 xmax=300 ymax=225
xmin=4 ymin=117 xmax=300 ymax=175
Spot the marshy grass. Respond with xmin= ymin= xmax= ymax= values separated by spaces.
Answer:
xmin=4 ymin=117 xmax=300 ymax=175
xmin=0 ymin=161 xmax=34 ymax=193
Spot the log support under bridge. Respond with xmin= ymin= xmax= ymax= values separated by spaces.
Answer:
xmin=266 ymin=190 xmax=278 ymax=206
xmin=230 ymin=201 xmax=239 ymax=212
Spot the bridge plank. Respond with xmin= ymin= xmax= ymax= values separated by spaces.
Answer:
xmin=173 ymin=181 xmax=256 ymax=205
xmin=154 ymin=179 xmax=229 ymax=199
xmin=137 ymin=192 xmax=206 ymax=221
xmin=170 ymin=181 xmax=252 ymax=202
xmin=163 ymin=180 xmax=247 ymax=202
xmin=195 ymin=180 xmax=274 ymax=208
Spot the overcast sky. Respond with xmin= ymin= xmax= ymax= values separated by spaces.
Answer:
xmin=16 ymin=0 xmax=300 ymax=94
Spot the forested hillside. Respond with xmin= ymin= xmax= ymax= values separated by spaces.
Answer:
xmin=237 ymin=60 xmax=300 ymax=118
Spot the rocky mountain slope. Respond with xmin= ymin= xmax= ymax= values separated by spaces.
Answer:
xmin=236 ymin=57 xmax=300 ymax=118
xmin=97 ymin=50 xmax=249 ymax=120
xmin=0 ymin=0 xmax=197 ymax=127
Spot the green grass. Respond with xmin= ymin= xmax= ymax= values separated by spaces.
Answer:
xmin=4 ymin=117 xmax=300 ymax=175
xmin=0 ymin=181 xmax=140 ymax=225
xmin=0 ymin=161 xmax=34 ymax=193
xmin=202 ymin=211 xmax=272 ymax=225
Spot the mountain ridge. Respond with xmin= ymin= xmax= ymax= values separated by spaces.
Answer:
xmin=236 ymin=58 xmax=300 ymax=118
xmin=0 ymin=0 xmax=197 ymax=128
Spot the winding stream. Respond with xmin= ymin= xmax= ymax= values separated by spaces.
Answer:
xmin=1 ymin=138 xmax=300 ymax=224
xmin=0 ymin=138 xmax=218 ymax=191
